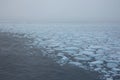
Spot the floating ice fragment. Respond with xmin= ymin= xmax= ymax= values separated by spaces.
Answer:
xmin=57 ymin=56 xmax=69 ymax=65
xmin=69 ymin=61 xmax=83 ymax=67
xmin=96 ymin=49 xmax=105 ymax=54
xmin=94 ymin=68 xmax=101 ymax=71
xmin=90 ymin=61 xmax=103 ymax=65
xmin=90 ymin=45 xmax=103 ymax=49
xmin=106 ymin=78 xmax=113 ymax=80
xmin=112 ymin=68 xmax=120 ymax=72
xmin=74 ymin=56 xmax=91 ymax=61
xmin=64 ymin=47 xmax=79 ymax=50
xmin=107 ymin=62 xmax=118 ymax=68
xmin=82 ymin=51 xmax=95 ymax=57
xmin=57 ymin=53 xmax=64 ymax=57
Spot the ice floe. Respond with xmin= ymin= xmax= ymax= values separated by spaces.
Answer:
xmin=0 ymin=24 xmax=120 ymax=80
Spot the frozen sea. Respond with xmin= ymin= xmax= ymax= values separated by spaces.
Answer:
xmin=0 ymin=23 xmax=120 ymax=80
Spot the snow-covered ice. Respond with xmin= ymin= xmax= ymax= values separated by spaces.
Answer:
xmin=0 ymin=23 xmax=120 ymax=80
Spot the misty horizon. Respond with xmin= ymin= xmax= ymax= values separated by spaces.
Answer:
xmin=0 ymin=0 xmax=120 ymax=24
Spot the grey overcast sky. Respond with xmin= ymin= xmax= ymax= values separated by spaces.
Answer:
xmin=0 ymin=0 xmax=120 ymax=23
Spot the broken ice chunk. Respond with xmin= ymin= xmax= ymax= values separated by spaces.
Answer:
xmin=69 ymin=61 xmax=83 ymax=68
xmin=57 ymin=56 xmax=69 ymax=65
xmin=107 ymin=62 xmax=118 ymax=68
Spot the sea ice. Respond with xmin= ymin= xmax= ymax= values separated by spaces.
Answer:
xmin=0 ymin=24 xmax=120 ymax=80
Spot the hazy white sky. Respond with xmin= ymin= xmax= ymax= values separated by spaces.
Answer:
xmin=0 ymin=0 xmax=120 ymax=23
